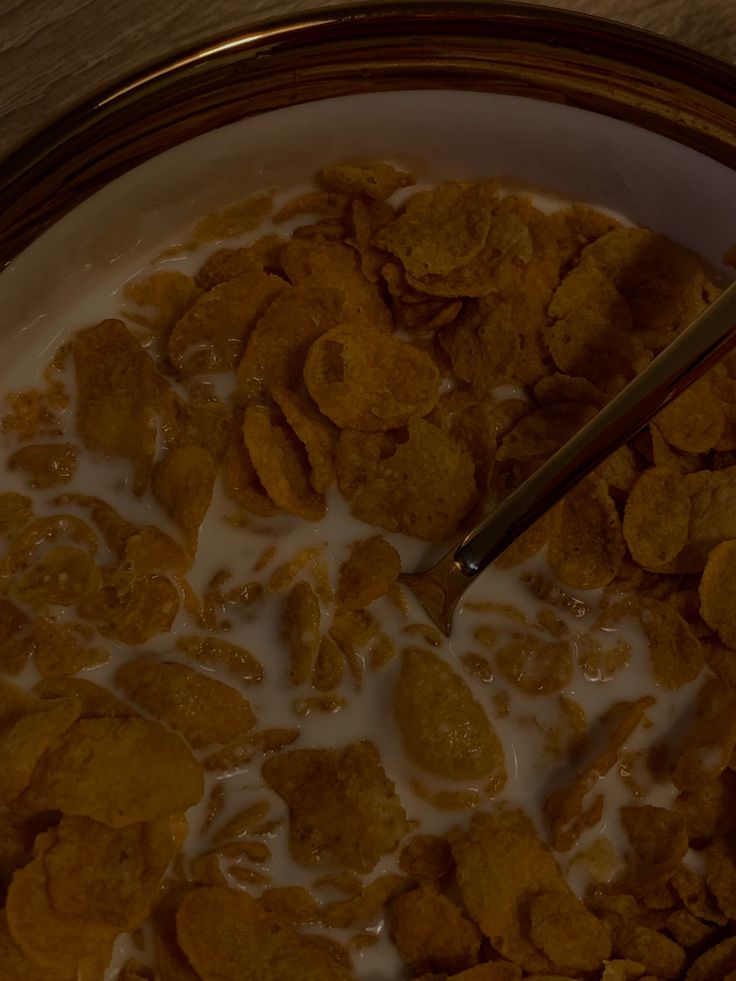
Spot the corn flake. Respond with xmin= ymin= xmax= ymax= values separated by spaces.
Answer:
xmin=623 ymin=467 xmax=691 ymax=570
xmin=243 ymin=407 xmax=326 ymax=521
xmin=394 ymin=647 xmax=506 ymax=783
xmin=319 ymin=161 xmax=414 ymax=200
xmin=548 ymin=476 xmax=625 ymax=589
xmin=151 ymin=444 xmax=216 ymax=549
xmin=176 ymin=886 xmax=352 ymax=981
xmin=19 ymin=716 xmax=203 ymax=826
xmin=349 ymin=417 xmax=477 ymax=540
xmin=672 ymin=676 xmax=736 ymax=791
xmin=304 ymin=323 xmax=439 ymax=431
xmin=391 ymin=884 xmax=481 ymax=974
xmin=262 ymin=741 xmax=409 ymax=872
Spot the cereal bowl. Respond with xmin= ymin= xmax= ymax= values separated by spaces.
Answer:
xmin=1 ymin=4 xmax=736 ymax=980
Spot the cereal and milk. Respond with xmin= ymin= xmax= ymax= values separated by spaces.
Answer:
xmin=0 ymin=161 xmax=735 ymax=980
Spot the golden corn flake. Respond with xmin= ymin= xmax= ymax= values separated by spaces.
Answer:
xmin=43 ymin=814 xmax=184 ymax=930
xmin=336 ymin=535 xmax=401 ymax=611
xmin=192 ymin=191 xmax=274 ymax=242
xmin=603 ymin=912 xmax=685 ymax=979
xmin=124 ymin=525 xmax=191 ymax=576
xmin=620 ymin=805 xmax=688 ymax=893
xmin=221 ymin=418 xmax=279 ymax=517
xmin=312 ymin=634 xmax=345 ymax=691
xmin=319 ymin=161 xmax=414 ymax=200
xmin=0 ymin=908 xmax=75 ymax=981
xmin=116 ymin=657 xmax=255 ymax=749
xmin=672 ymin=676 xmax=736 ymax=791
xmin=349 ymin=417 xmax=477 ymax=540
xmin=77 ymin=568 xmax=179 ymax=645
xmin=548 ymin=476 xmax=625 ymax=589
xmin=699 ymin=539 xmax=736 ymax=648
xmin=280 ymin=238 xmax=393 ymax=331
xmin=73 ymin=320 xmax=158 ymax=487
xmin=685 ymin=938 xmax=736 ymax=981
xmin=321 ymin=873 xmax=404 ymax=928
xmin=677 ymin=466 xmax=736 ymax=571
xmin=8 ymin=544 xmax=100 ymax=609
xmin=304 ymin=324 xmax=439 ymax=432
xmin=32 ymin=616 xmax=108 ymax=677
xmin=262 ymin=740 xmax=409 ymax=872
xmin=34 ymin=675 xmax=138 ymax=718
xmin=654 ymin=376 xmax=725 ymax=453
xmin=528 ymin=892 xmax=611 ymax=973
xmin=0 ymin=597 xmax=33 ymax=675
xmin=195 ymin=234 xmax=283 ymax=290
xmin=282 ymin=581 xmax=321 ymax=685
xmin=6 ymin=832 xmax=117 ymax=978
xmin=639 ymin=600 xmax=704 ymax=689
xmin=272 ymin=385 xmax=335 ymax=492
xmin=243 ymin=406 xmax=326 ymax=521
xmin=497 ymin=403 xmax=595 ymax=464
xmin=0 ymin=682 xmax=81 ymax=804
xmin=450 ymin=810 xmax=574 ymax=972
xmin=176 ymin=885 xmax=352 ymax=981
xmin=623 ymin=467 xmax=691 ymax=569
xmin=237 ymin=284 xmax=343 ymax=400
xmin=394 ymin=647 xmax=506 ymax=784
xmin=123 ymin=270 xmax=200 ymax=335
xmin=0 ymin=491 xmax=32 ymax=537
xmin=19 ymin=716 xmax=203 ymax=826
xmin=176 ymin=634 xmax=263 ymax=683
xmin=151 ymin=444 xmax=216 ymax=549
xmin=259 ymin=886 xmax=321 ymax=924
xmin=373 ymin=181 xmax=499 ymax=278
xmin=8 ymin=443 xmax=78 ymax=488
xmin=391 ymin=884 xmax=481 ymax=975
xmin=168 ymin=270 xmax=285 ymax=373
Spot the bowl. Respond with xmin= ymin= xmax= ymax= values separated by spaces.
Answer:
xmin=1 ymin=5 xmax=736 ymax=979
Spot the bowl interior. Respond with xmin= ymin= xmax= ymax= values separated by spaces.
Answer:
xmin=1 ymin=88 xmax=735 ymax=391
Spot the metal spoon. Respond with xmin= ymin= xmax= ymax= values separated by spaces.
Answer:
xmin=401 ymin=280 xmax=736 ymax=635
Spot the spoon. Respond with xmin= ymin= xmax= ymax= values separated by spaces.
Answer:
xmin=401 ymin=279 xmax=736 ymax=635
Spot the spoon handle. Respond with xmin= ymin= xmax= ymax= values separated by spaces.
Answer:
xmin=403 ymin=280 xmax=736 ymax=634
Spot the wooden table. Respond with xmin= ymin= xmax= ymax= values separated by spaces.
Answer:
xmin=2 ymin=0 xmax=735 ymax=160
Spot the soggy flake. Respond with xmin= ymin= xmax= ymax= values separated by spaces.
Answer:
xmin=176 ymin=634 xmax=263 ymax=683
xmin=262 ymin=741 xmax=409 ymax=872
xmin=620 ymin=805 xmax=688 ymax=893
xmin=0 ymin=492 xmax=33 ymax=537
xmin=34 ymin=675 xmax=137 ymax=718
xmin=32 ymin=616 xmax=108 ymax=677
xmin=116 ymin=657 xmax=256 ymax=749
xmin=195 ymin=234 xmax=284 ymax=290
xmin=77 ymin=568 xmax=179 ymax=645
xmin=304 ymin=323 xmax=439 ymax=431
xmin=528 ymin=892 xmax=611 ymax=973
xmin=8 ymin=443 xmax=78 ymax=489
xmin=394 ymin=647 xmax=506 ymax=783
xmin=282 ymin=581 xmax=321 ymax=685
xmin=221 ymin=418 xmax=279 ymax=517
xmin=73 ymin=320 xmax=158 ymax=490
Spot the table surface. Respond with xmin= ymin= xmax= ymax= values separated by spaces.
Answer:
xmin=2 ymin=0 xmax=735 ymax=161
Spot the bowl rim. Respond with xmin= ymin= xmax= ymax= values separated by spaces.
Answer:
xmin=1 ymin=0 xmax=735 ymax=268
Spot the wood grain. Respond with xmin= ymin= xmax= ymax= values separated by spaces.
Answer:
xmin=1 ymin=0 xmax=735 ymax=161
